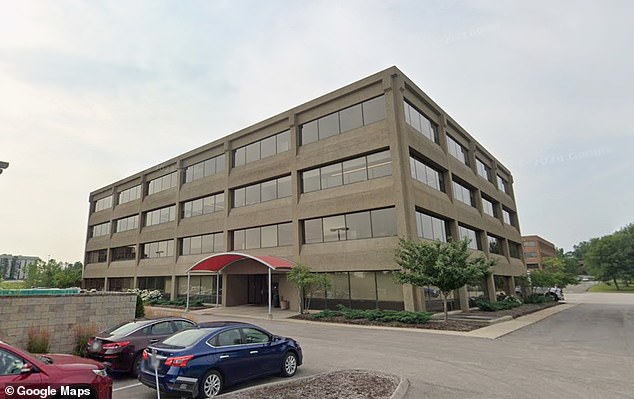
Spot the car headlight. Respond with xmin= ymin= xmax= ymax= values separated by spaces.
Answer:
xmin=92 ymin=368 xmax=108 ymax=377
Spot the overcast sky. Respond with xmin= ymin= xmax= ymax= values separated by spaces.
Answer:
xmin=1 ymin=1 xmax=632 ymax=262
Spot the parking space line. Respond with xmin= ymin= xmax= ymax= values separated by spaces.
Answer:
xmin=113 ymin=382 xmax=142 ymax=391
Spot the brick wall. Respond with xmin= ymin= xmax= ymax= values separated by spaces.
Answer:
xmin=0 ymin=292 xmax=136 ymax=353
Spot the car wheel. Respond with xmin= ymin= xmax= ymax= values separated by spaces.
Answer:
xmin=281 ymin=352 xmax=298 ymax=377
xmin=131 ymin=353 xmax=142 ymax=378
xmin=198 ymin=370 xmax=222 ymax=398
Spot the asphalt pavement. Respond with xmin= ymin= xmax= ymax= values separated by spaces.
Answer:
xmin=113 ymin=290 xmax=634 ymax=399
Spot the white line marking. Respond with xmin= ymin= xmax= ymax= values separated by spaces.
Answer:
xmin=113 ymin=382 xmax=142 ymax=391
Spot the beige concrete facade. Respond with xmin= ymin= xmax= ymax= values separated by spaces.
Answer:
xmin=83 ymin=66 xmax=525 ymax=312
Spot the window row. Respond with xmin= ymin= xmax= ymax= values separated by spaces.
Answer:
xmin=184 ymin=154 xmax=226 ymax=183
xmin=148 ymin=172 xmax=178 ymax=196
xmin=403 ymin=100 xmax=439 ymax=143
xmin=233 ymin=223 xmax=293 ymax=250
xmin=301 ymin=96 xmax=386 ymax=145
xmin=90 ymin=222 xmax=111 ymax=238
xmin=233 ymin=130 xmax=290 ymax=167
xmin=182 ymin=193 xmax=225 ymax=218
xmin=303 ymin=207 xmax=396 ymax=244
xmin=302 ymin=150 xmax=391 ymax=193
xmin=233 ymin=176 xmax=291 ymax=208
xmin=409 ymin=155 xmax=445 ymax=192
xmin=145 ymin=205 xmax=176 ymax=227
xmin=142 ymin=240 xmax=175 ymax=259
xmin=181 ymin=233 xmax=225 ymax=256
xmin=118 ymin=185 xmax=142 ymax=205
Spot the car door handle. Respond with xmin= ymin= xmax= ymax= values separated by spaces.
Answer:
xmin=249 ymin=350 xmax=258 ymax=354
xmin=219 ymin=355 xmax=230 ymax=359
xmin=149 ymin=339 xmax=159 ymax=343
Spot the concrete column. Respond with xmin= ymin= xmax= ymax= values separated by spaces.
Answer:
xmin=484 ymin=274 xmax=496 ymax=302
xmin=456 ymin=285 xmax=470 ymax=312
xmin=103 ymin=277 xmax=109 ymax=292
xmin=169 ymin=275 xmax=177 ymax=301
xmin=403 ymin=284 xmax=426 ymax=311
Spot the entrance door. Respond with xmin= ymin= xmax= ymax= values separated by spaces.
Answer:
xmin=247 ymin=275 xmax=268 ymax=305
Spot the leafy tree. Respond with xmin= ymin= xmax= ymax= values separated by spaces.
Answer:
xmin=393 ymin=237 xmax=495 ymax=322
xmin=585 ymin=224 xmax=634 ymax=289
xmin=25 ymin=259 xmax=83 ymax=288
xmin=534 ymin=251 xmax=579 ymax=291
xmin=287 ymin=264 xmax=331 ymax=314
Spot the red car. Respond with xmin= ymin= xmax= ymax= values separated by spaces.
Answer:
xmin=0 ymin=340 xmax=112 ymax=399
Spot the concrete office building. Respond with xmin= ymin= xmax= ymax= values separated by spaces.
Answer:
xmin=522 ymin=235 xmax=557 ymax=270
xmin=83 ymin=66 xmax=525 ymax=312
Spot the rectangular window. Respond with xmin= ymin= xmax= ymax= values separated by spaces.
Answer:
xmin=302 ymin=207 xmax=397 ymax=244
xmin=415 ymin=211 xmax=448 ymax=242
xmin=87 ymin=249 xmax=107 ymax=263
xmin=231 ymin=223 xmax=293 ymax=250
xmin=117 ymin=185 xmax=141 ymax=205
xmin=142 ymin=240 xmax=174 ymax=259
xmin=300 ymin=96 xmax=385 ymax=145
xmin=488 ymin=235 xmax=502 ymax=255
xmin=459 ymin=225 xmax=481 ymax=250
xmin=526 ymin=252 xmax=538 ymax=258
xmin=476 ymin=158 xmax=492 ymax=182
xmin=523 ymin=241 xmax=536 ymax=247
xmin=111 ymin=245 xmax=136 ymax=262
xmin=447 ymin=135 xmax=469 ymax=166
xmin=94 ymin=195 xmax=113 ymax=212
xmin=232 ymin=130 xmax=291 ymax=168
xmin=145 ymin=205 xmax=176 ymax=227
xmin=180 ymin=233 xmax=223 ymax=256
xmin=452 ymin=180 xmax=475 ymax=207
xmin=497 ymin=174 xmax=511 ymax=194
xmin=509 ymin=241 xmax=522 ymax=259
xmin=184 ymin=154 xmax=226 ymax=183
xmin=148 ymin=172 xmax=178 ymax=195
xmin=409 ymin=155 xmax=444 ymax=192
xmin=90 ymin=222 xmax=111 ymax=238
xmin=115 ymin=214 xmax=139 ymax=233
xmin=403 ymin=101 xmax=439 ymax=143
xmin=231 ymin=175 xmax=292 ymax=208
xmin=481 ymin=197 xmax=496 ymax=217
xmin=503 ymin=208 xmax=514 ymax=226
xmin=301 ymin=150 xmax=391 ymax=193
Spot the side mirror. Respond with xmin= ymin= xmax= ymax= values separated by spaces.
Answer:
xmin=20 ymin=364 xmax=33 ymax=374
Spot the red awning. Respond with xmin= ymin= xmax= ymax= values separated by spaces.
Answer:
xmin=187 ymin=252 xmax=296 ymax=273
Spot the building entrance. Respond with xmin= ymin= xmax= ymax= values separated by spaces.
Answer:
xmin=247 ymin=275 xmax=268 ymax=305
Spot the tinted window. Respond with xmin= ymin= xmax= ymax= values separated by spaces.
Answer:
xmin=304 ymin=219 xmax=323 ymax=244
xmin=371 ymin=208 xmax=397 ymax=237
xmin=150 ymin=322 xmax=174 ymax=335
xmin=242 ymin=328 xmax=269 ymax=344
xmin=362 ymin=96 xmax=386 ymax=124
xmin=367 ymin=150 xmax=391 ymax=179
xmin=318 ymin=113 xmax=339 ymax=140
xmin=163 ymin=329 xmax=209 ymax=348
xmin=0 ymin=349 xmax=25 ymax=375
xmin=339 ymin=104 xmax=363 ymax=132
xmin=216 ymin=329 xmax=243 ymax=346
xmin=173 ymin=320 xmax=195 ymax=332
xmin=106 ymin=322 xmax=144 ymax=336
xmin=301 ymin=120 xmax=319 ymax=145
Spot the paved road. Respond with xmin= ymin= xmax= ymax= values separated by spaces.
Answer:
xmin=113 ymin=294 xmax=634 ymax=399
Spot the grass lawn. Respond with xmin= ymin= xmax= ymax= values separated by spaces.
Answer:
xmin=588 ymin=282 xmax=634 ymax=293
xmin=0 ymin=280 xmax=27 ymax=289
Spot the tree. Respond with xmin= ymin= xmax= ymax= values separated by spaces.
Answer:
xmin=535 ymin=251 xmax=579 ymax=290
xmin=393 ymin=237 xmax=495 ymax=322
xmin=25 ymin=259 xmax=83 ymax=288
xmin=584 ymin=224 xmax=634 ymax=289
xmin=287 ymin=264 xmax=331 ymax=314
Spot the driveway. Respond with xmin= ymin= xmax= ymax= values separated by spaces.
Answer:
xmin=113 ymin=297 xmax=633 ymax=399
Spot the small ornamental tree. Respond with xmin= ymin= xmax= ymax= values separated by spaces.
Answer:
xmin=287 ymin=264 xmax=330 ymax=314
xmin=393 ymin=237 xmax=495 ymax=322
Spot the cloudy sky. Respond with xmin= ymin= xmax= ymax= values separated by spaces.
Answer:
xmin=1 ymin=1 xmax=632 ymax=262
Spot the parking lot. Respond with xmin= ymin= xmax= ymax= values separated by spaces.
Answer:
xmin=112 ymin=292 xmax=633 ymax=399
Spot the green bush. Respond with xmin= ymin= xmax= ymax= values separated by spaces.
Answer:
xmin=135 ymin=295 xmax=145 ymax=318
xmin=523 ymin=294 xmax=554 ymax=304
xmin=73 ymin=324 xmax=98 ymax=357
xmin=474 ymin=296 xmax=523 ymax=311
xmin=27 ymin=328 xmax=50 ymax=354
xmin=311 ymin=305 xmax=432 ymax=324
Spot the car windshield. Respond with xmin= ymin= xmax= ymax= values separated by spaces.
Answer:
xmin=104 ymin=321 xmax=144 ymax=336
xmin=161 ymin=329 xmax=209 ymax=348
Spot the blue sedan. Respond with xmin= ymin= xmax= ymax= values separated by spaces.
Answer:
xmin=138 ymin=321 xmax=302 ymax=398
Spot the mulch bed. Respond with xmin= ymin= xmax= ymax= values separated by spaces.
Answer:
xmin=292 ymin=301 xmax=561 ymax=332
xmin=220 ymin=370 xmax=399 ymax=399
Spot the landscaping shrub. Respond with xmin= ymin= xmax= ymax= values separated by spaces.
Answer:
xmin=474 ymin=296 xmax=523 ymax=311
xmin=523 ymin=294 xmax=554 ymax=304
xmin=73 ymin=323 xmax=98 ymax=357
xmin=27 ymin=328 xmax=50 ymax=354
xmin=135 ymin=294 xmax=145 ymax=318
xmin=311 ymin=305 xmax=432 ymax=324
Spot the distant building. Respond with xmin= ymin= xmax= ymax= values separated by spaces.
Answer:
xmin=0 ymin=254 xmax=39 ymax=280
xmin=522 ymin=235 xmax=556 ymax=270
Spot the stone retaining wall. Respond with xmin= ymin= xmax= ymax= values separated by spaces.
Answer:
xmin=0 ymin=292 xmax=136 ymax=353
